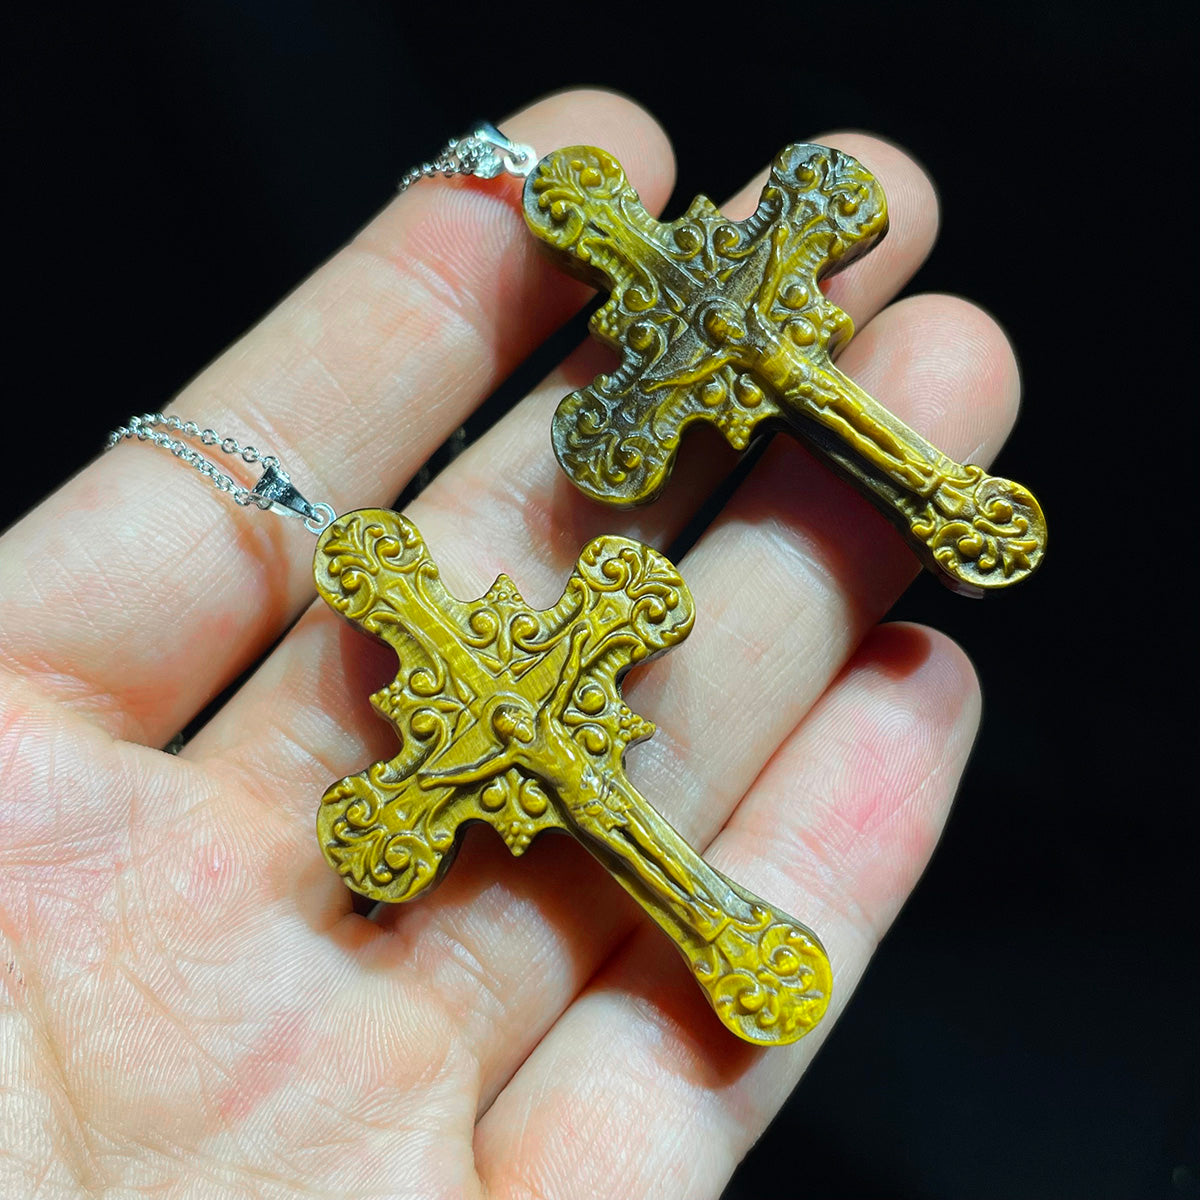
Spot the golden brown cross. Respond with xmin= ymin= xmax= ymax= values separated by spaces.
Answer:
xmin=523 ymin=144 xmax=1046 ymax=596
xmin=313 ymin=509 xmax=830 ymax=1046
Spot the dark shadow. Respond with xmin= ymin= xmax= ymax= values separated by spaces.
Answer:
xmin=863 ymin=622 xmax=934 ymax=680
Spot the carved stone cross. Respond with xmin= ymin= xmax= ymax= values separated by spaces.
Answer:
xmin=313 ymin=509 xmax=830 ymax=1045
xmin=523 ymin=144 xmax=1046 ymax=595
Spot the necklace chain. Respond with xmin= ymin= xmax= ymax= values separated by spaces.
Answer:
xmin=397 ymin=121 xmax=537 ymax=194
xmin=105 ymin=123 xmax=535 ymax=536
xmin=106 ymin=413 xmax=336 ymax=534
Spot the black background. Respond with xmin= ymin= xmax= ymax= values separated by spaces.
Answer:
xmin=5 ymin=3 xmax=1198 ymax=1198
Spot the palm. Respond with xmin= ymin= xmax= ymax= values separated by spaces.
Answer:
xmin=1 ymin=90 xmax=1017 ymax=1198
xmin=9 ymin=727 xmax=484 ymax=1193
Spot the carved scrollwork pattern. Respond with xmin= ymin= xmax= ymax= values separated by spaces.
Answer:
xmin=524 ymin=143 xmax=1045 ymax=592
xmin=312 ymin=510 xmax=831 ymax=1045
xmin=896 ymin=464 xmax=1045 ymax=588
xmin=696 ymin=902 xmax=832 ymax=1045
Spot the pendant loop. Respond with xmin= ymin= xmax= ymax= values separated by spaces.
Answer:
xmin=469 ymin=122 xmax=537 ymax=177
xmin=106 ymin=413 xmax=336 ymax=536
xmin=251 ymin=463 xmax=334 ymax=532
xmin=397 ymin=122 xmax=537 ymax=195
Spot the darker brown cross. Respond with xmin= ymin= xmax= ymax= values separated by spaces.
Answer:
xmin=523 ymin=143 xmax=1046 ymax=595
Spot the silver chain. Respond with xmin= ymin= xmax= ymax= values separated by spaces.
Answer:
xmin=106 ymin=413 xmax=336 ymax=534
xmin=397 ymin=121 xmax=537 ymax=194
xmin=104 ymin=124 xmax=536 ymax=537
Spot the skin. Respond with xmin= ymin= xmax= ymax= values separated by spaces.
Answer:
xmin=0 ymin=89 xmax=1018 ymax=1198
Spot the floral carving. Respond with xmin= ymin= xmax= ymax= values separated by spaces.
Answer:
xmin=524 ymin=143 xmax=1045 ymax=593
xmin=312 ymin=510 xmax=831 ymax=1046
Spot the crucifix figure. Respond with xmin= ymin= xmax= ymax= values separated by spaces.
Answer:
xmin=314 ymin=509 xmax=831 ymax=1046
xmin=523 ymin=143 xmax=1046 ymax=596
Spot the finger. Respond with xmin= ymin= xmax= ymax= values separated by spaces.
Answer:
xmin=193 ymin=288 xmax=1017 ymax=1106
xmin=622 ymin=292 xmax=1020 ymax=825
xmin=475 ymin=625 xmax=981 ymax=1200
xmin=0 ymin=89 xmax=675 ymax=745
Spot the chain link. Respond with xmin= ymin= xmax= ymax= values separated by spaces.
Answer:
xmin=106 ymin=413 xmax=335 ymax=533
xmin=107 ymin=413 xmax=273 ymax=506
xmin=397 ymin=122 xmax=537 ymax=195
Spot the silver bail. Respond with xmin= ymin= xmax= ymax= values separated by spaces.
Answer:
xmin=469 ymin=122 xmax=537 ymax=177
xmin=252 ymin=463 xmax=334 ymax=533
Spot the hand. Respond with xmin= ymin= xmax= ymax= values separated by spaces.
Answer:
xmin=0 ymin=90 xmax=1017 ymax=1197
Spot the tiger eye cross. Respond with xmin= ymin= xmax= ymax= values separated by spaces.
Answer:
xmin=313 ymin=509 xmax=831 ymax=1046
xmin=523 ymin=144 xmax=1047 ymax=595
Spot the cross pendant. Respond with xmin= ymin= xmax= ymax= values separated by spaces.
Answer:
xmin=314 ymin=510 xmax=831 ymax=1046
xmin=522 ymin=144 xmax=1046 ymax=596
